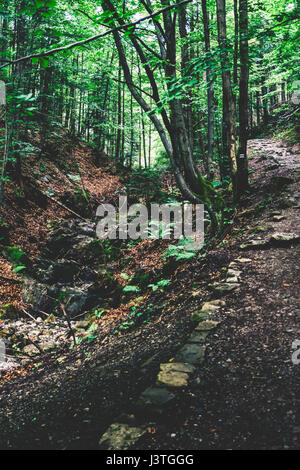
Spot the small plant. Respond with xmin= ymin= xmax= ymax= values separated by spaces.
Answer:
xmin=112 ymin=304 xmax=158 ymax=335
xmin=163 ymin=238 xmax=200 ymax=261
xmin=123 ymin=285 xmax=140 ymax=293
xmin=3 ymin=246 xmax=28 ymax=273
xmin=148 ymin=279 xmax=170 ymax=292
xmin=94 ymin=308 xmax=106 ymax=319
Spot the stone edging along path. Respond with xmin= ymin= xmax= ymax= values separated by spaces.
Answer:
xmin=98 ymin=262 xmax=249 ymax=450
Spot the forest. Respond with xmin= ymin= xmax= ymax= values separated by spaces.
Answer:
xmin=0 ymin=0 xmax=299 ymax=452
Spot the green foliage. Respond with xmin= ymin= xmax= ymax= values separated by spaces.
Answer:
xmin=148 ymin=279 xmax=170 ymax=292
xmin=112 ymin=303 xmax=158 ymax=335
xmin=3 ymin=246 xmax=28 ymax=273
xmin=123 ymin=285 xmax=140 ymax=293
xmin=163 ymin=238 xmax=200 ymax=261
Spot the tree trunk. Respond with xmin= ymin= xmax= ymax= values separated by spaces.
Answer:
xmin=216 ymin=0 xmax=237 ymax=192
xmin=201 ymin=0 xmax=215 ymax=179
xmin=237 ymin=0 xmax=249 ymax=195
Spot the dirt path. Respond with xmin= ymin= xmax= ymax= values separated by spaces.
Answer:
xmin=136 ymin=138 xmax=300 ymax=450
xmin=0 ymin=138 xmax=299 ymax=450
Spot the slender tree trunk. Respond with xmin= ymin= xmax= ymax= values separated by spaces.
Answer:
xmin=201 ymin=0 xmax=215 ymax=179
xmin=237 ymin=0 xmax=249 ymax=195
xmin=216 ymin=0 xmax=237 ymax=192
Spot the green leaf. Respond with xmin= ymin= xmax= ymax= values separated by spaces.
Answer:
xmin=123 ymin=285 xmax=140 ymax=293
xmin=13 ymin=265 xmax=26 ymax=273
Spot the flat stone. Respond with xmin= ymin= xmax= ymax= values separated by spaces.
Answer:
xmin=138 ymin=387 xmax=175 ymax=406
xmin=240 ymin=239 xmax=269 ymax=249
xmin=273 ymin=215 xmax=286 ymax=222
xmin=254 ymin=226 xmax=269 ymax=232
xmin=235 ymin=258 xmax=252 ymax=263
xmin=175 ymin=343 xmax=206 ymax=364
xmin=191 ymin=310 xmax=209 ymax=322
xmin=188 ymin=331 xmax=208 ymax=344
xmin=99 ymin=423 xmax=146 ymax=450
xmin=227 ymin=269 xmax=242 ymax=278
xmin=75 ymin=320 xmax=90 ymax=329
xmin=160 ymin=362 xmax=195 ymax=374
xmin=201 ymin=301 xmax=222 ymax=313
xmin=191 ymin=290 xmax=202 ymax=298
xmin=23 ymin=345 xmax=40 ymax=356
xmin=209 ymin=299 xmax=226 ymax=307
xmin=195 ymin=320 xmax=220 ymax=331
xmin=211 ymin=282 xmax=239 ymax=295
xmin=192 ymin=300 xmax=225 ymax=321
xmin=270 ymin=211 xmax=282 ymax=216
xmin=226 ymin=269 xmax=242 ymax=283
xmin=228 ymin=261 xmax=237 ymax=267
xmin=227 ymin=276 xmax=239 ymax=283
xmin=270 ymin=232 xmax=300 ymax=245
xmin=157 ymin=369 xmax=189 ymax=388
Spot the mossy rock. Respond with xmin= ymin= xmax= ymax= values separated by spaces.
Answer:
xmin=96 ymin=268 xmax=122 ymax=299
xmin=269 ymin=176 xmax=293 ymax=192
xmin=0 ymin=304 xmax=19 ymax=320
xmin=191 ymin=310 xmax=209 ymax=322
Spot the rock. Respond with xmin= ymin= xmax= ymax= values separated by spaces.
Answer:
xmin=191 ymin=290 xmax=202 ymax=298
xmin=191 ymin=299 xmax=224 ymax=321
xmin=202 ymin=300 xmax=223 ymax=312
xmin=0 ymin=304 xmax=18 ymax=320
xmin=270 ymin=211 xmax=282 ymax=216
xmin=70 ymin=237 xmax=103 ymax=263
xmin=291 ymin=143 xmax=300 ymax=154
xmin=160 ymin=362 xmax=195 ymax=374
xmin=195 ymin=320 xmax=220 ymax=331
xmin=226 ymin=269 xmax=242 ymax=283
xmin=175 ymin=343 xmax=206 ymax=364
xmin=273 ymin=215 xmax=286 ymax=222
xmin=157 ymin=362 xmax=195 ymax=386
xmin=157 ymin=370 xmax=188 ymax=388
xmin=269 ymin=175 xmax=294 ymax=191
xmin=40 ymin=340 xmax=57 ymax=352
xmin=99 ymin=423 xmax=146 ymax=450
xmin=240 ymin=239 xmax=269 ymax=249
xmin=23 ymin=344 xmax=39 ymax=356
xmin=191 ymin=310 xmax=209 ymax=322
xmin=270 ymin=232 xmax=300 ymax=246
xmin=157 ymin=363 xmax=191 ymax=388
xmin=253 ymin=226 xmax=269 ymax=232
xmin=138 ymin=387 xmax=175 ymax=406
xmin=211 ymin=282 xmax=239 ymax=295
xmin=22 ymin=278 xmax=51 ymax=312
xmin=34 ymin=259 xmax=79 ymax=284
xmin=237 ymin=208 xmax=255 ymax=218
xmin=235 ymin=258 xmax=252 ymax=263
xmin=61 ymin=287 xmax=90 ymax=318
xmin=74 ymin=320 xmax=90 ymax=330
xmin=188 ymin=331 xmax=209 ymax=344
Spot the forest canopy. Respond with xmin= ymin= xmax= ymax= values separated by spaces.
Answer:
xmin=0 ymin=0 xmax=299 ymax=221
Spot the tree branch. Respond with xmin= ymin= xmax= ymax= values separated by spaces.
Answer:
xmin=0 ymin=0 xmax=193 ymax=70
